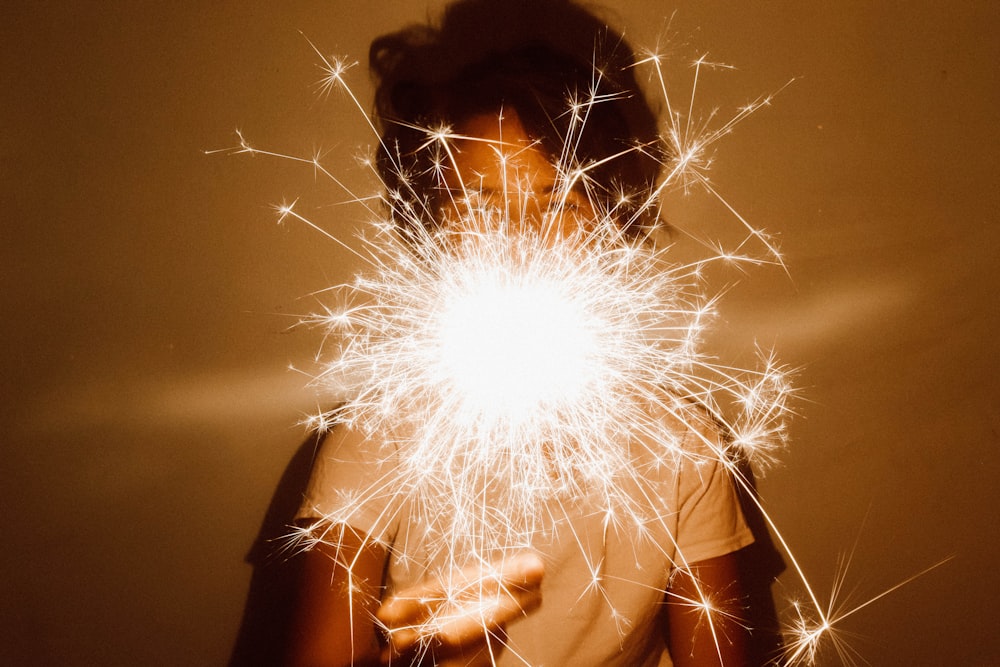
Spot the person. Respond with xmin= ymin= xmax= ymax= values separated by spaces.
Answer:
xmin=275 ymin=2 xmax=777 ymax=665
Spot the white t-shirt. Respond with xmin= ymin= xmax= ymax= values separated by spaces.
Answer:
xmin=297 ymin=414 xmax=753 ymax=667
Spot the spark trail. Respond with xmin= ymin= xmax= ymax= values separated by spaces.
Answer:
xmin=219 ymin=35 xmax=927 ymax=667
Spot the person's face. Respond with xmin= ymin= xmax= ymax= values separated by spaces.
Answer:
xmin=440 ymin=111 xmax=596 ymax=241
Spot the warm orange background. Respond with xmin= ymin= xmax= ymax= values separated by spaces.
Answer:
xmin=3 ymin=2 xmax=997 ymax=665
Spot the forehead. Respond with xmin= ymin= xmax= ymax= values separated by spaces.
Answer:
xmin=447 ymin=112 xmax=558 ymax=192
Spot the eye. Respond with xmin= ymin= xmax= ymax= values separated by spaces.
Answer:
xmin=547 ymin=191 xmax=592 ymax=217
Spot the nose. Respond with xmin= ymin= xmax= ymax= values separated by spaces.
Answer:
xmin=502 ymin=187 xmax=589 ymax=233
xmin=453 ymin=190 xmax=546 ymax=233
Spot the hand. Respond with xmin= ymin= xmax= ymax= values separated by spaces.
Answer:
xmin=377 ymin=552 xmax=545 ymax=666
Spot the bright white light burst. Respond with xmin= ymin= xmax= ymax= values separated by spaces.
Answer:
xmin=217 ymin=33 xmax=941 ymax=667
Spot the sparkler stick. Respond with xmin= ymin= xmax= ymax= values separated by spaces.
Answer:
xmin=219 ymin=31 xmax=939 ymax=667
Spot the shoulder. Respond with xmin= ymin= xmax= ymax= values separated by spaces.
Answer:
xmin=640 ymin=393 xmax=731 ymax=465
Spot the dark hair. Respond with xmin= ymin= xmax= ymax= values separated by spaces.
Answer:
xmin=369 ymin=0 xmax=665 ymax=237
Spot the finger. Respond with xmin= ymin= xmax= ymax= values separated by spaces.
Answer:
xmin=497 ymin=551 xmax=545 ymax=588
xmin=377 ymin=552 xmax=546 ymax=654
xmin=377 ymin=582 xmax=447 ymax=627
xmin=432 ymin=584 xmax=541 ymax=648
xmin=433 ymin=555 xmax=545 ymax=648
xmin=377 ymin=601 xmax=435 ymax=656
xmin=377 ymin=588 xmax=446 ymax=657
xmin=469 ymin=552 xmax=545 ymax=608
xmin=378 ymin=552 xmax=544 ymax=624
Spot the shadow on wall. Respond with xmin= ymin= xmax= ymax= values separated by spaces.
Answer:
xmin=228 ymin=430 xmax=328 ymax=667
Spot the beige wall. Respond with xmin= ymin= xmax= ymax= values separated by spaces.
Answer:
xmin=2 ymin=2 xmax=997 ymax=664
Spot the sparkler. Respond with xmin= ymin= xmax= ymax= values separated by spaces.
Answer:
xmin=218 ymin=30 xmax=928 ymax=667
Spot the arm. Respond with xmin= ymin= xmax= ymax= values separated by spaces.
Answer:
xmin=284 ymin=524 xmax=386 ymax=667
xmin=284 ymin=524 xmax=544 ymax=667
xmin=664 ymin=552 xmax=751 ymax=667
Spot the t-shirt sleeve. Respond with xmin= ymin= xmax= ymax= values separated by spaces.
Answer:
xmin=672 ymin=421 xmax=755 ymax=566
xmin=294 ymin=425 xmax=401 ymax=543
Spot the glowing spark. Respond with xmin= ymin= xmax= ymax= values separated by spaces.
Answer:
xmin=219 ymin=33 xmax=940 ymax=667
xmin=311 ymin=219 xmax=747 ymax=565
xmin=282 ymin=46 xmax=794 ymax=656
